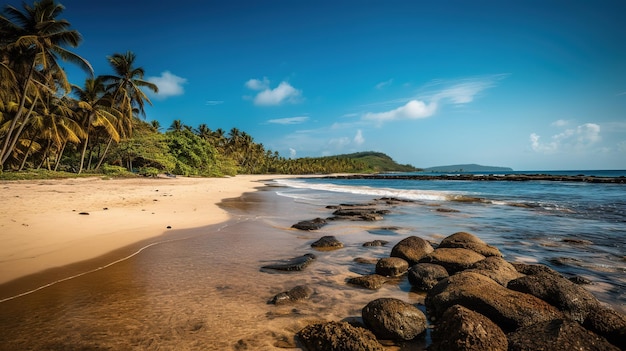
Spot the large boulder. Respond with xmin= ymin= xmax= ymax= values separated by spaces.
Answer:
xmin=511 ymin=262 xmax=562 ymax=277
xmin=347 ymin=274 xmax=389 ymax=290
xmin=507 ymin=318 xmax=620 ymax=351
xmin=507 ymin=272 xmax=600 ymax=323
xmin=426 ymin=271 xmax=562 ymax=332
xmin=407 ymin=263 xmax=449 ymax=291
xmin=311 ymin=236 xmax=344 ymax=251
xmin=418 ymin=248 xmax=485 ymax=274
xmin=268 ymin=285 xmax=314 ymax=305
xmin=438 ymin=231 xmax=502 ymax=257
xmin=362 ymin=298 xmax=427 ymax=340
xmin=467 ymin=256 xmax=524 ymax=286
xmin=430 ymin=305 xmax=508 ymax=351
xmin=583 ymin=306 xmax=626 ymax=350
xmin=375 ymin=257 xmax=409 ymax=277
xmin=296 ymin=321 xmax=384 ymax=351
xmin=390 ymin=236 xmax=434 ymax=265
xmin=292 ymin=218 xmax=327 ymax=231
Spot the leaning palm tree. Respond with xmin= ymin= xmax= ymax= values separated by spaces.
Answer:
xmin=0 ymin=0 xmax=92 ymax=170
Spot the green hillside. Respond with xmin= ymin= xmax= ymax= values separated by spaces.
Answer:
xmin=330 ymin=151 xmax=420 ymax=172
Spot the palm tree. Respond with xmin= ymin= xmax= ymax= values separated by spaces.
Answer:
xmin=95 ymin=51 xmax=158 ymax=170
xmin=168 ymin=119 xmax=184 ymax=133
xmin=0 ymin=0 xmax=93 ymax=170
xmin=72 ymin=77 xmax=121 ymax=173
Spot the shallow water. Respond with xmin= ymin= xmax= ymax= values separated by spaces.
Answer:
xmin=1 ymin=178 xmax=624 ymax=350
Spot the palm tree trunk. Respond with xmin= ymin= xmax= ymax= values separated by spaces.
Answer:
xmin=94 ymin=136 xmax=113 ymax=171
xmin=54 ymin=142 xmax=67 ymax=171
xmin=18 ymin=135 xmax=37 ymax=171
xmin=78 ymin=135 xmax=89 ymax=174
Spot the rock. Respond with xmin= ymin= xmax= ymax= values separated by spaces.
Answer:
xmin=507 ymin=318 xmax=620 ymax=351
xmin=332 ymin=208 xmax=390 ymax=217
xmin=438 ymin=231 xmax=502 ymax=257
xmin=390 ymin=236 xmax=434 ymax=265
xmin=354 ymin=257 xmax=378 ymax=265
xmin=467 ymin=256 xmax=524 ymax=286
xmin=435 ymin=207 xmax=460 ymax=213
xmin=311 ymin=236 xmax=344 ymax=251
xmin=375 ymin=257 xmax=409 ymax=277
xmin=292 ymin=218 xmax=327 ymax=231
xmin=583 ymin=306 xmax=626 ymax=349
xmin=362 ymin=298 xmax=427 ymax=340
xmin=430 ymin=305 xmax=508 ymax=351
xmin=507 ymin=272 xmax=600 ymax=323
xmin=347 ymin=274 xmax=389 ymax=290
xmin=261 ymin=253 xmax=317 ymax=271
xmin=418 ymin=248 xmax=485 ymax=274
xmin=426 ymin=272 xmax=562 ymax=332
xmin=569 ymin=275 xmax=593 ymax=285
xmin=362 ymin=240 xmax=389 ymax=247
xmin=511 ymin=262 xmax=562 ymax=277
xmin=296 ymin=321 xmax=384 ymax=351
xmin=407 ymin=263 xmax=449 ymax=291
xmin=562 ymin=238 xmax=593 ymax=245
xmin=78 ymin=212 xmax=89 ymax=215
xmin=268 ymin=285 xmax=314 ymax=305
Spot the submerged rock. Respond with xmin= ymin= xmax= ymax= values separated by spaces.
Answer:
xmin=268 ymin=285 xmax=313 ymax=305
xmin=296 ymin=321 xmax=384 ymax=351
xmin=310 ymin=236 xmax=344 ymax=250
xmin=407 ymin=263 xmax=449 ymax=291
xmin=507 ymin=318 xmax=620 ymax=351
xmin=430 ymin=304 xmax=508 ymax=351
xmin=390 ymin=236 xmax=434 ymax=265
xmin=261 ymin=253 xmax=317 ymax=271
xmin=362 ymin=298 xmax=427 ymax=340
xmin=362 ymin=240 xmax=389 ymax=247
xmin=291 ymin=218 xmax=327 ymax=231
xmin=375 ymin=257 xmax=409 ymax=277
xmin=347 ymin=274 xmax=389 ymax=290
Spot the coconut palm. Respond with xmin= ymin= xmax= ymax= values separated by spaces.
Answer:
xmin=0 ymin=0 xmax=92 ymax=170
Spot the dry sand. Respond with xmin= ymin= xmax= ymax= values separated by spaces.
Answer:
xmin=0 ymin=174 xmax=290 ymax=285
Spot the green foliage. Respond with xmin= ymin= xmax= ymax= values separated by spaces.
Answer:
xmin=333 ymin=151 xmax=420 ymax=172
xmin=166 ymin=129 xmax=220 ymax=176
xmin=101 ymin=164 xmax=135 ymax=177
xmin=138 ymin=167 xmax=159 ymax=177
xmin=0 ymin=169 xmax=93 ymax=181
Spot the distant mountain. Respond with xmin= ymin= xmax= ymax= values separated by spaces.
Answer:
xmin=422 ymin=164 xmax=513 ymax=172
xmin=331 ymin=151 xmax=420 ymax=172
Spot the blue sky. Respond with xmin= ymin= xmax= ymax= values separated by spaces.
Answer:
xmin=11 ymin=0 xmax=626 ymax=170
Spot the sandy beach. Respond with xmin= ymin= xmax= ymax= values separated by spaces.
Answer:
xmin=0 ymin=175 xmax=290 ymax=286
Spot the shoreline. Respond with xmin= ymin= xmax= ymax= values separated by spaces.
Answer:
xmin=0 ymin=175 xmax=294 ymax=289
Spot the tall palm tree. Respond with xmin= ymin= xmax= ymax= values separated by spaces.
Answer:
xmin=73 ymin=77 xmax=121 ymax=173
xmin=0 ymin=0 xmax=93 ymax=170
xmin=168 ymin=119 xmax=184 ymax=133
xmin=94 ymin=51 xmax=158 ymax=170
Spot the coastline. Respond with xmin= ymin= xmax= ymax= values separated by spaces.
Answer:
xmin=0 ymin=174 xmax=294 ymax=287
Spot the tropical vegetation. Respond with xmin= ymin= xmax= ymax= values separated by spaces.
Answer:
xmin=0 ymin=0 xmax=416 ymax=178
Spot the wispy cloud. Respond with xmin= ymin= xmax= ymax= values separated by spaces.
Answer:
xmin=267 ymin=116 xmax=309 ymax=125
xmin=354 ymin=129 xmax=365 ymax=145
xmin=376 ymin=79 xmax=393 ymax=90
xmin=147 ymin=71 xmax=187 ymax=99
xmin=530 ymin=123 xmax=601 ymax=153
xmin=551 ymin=119 xmax=570 ymax=127
xmin=245 ymin=77 xmax=302 ymax=106
xmin=362 ymin=74 xmax=507 ymax=125
xmin=205 ymin=100 xmax=224 ymax=106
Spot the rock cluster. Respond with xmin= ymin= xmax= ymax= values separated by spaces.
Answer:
xmin=267 ymin=200 xmax=625 ymax=350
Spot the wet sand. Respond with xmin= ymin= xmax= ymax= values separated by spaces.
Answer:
xmin=0 ymin=184 xmax=425 ymax=350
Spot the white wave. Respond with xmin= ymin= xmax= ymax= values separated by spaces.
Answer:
xmin=274 ymin=178 xmax=454 ymax=201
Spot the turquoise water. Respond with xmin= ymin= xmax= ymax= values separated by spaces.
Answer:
xmin=274 ymin=173 xmax=626 ymax=312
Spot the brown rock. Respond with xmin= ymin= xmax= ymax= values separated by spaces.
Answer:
xmin=426 ymin=272 xmax=562 ymax=332
xmin=583 ymin=306 xmax=626 ymax=350
xmin=507 ymin=318 xmax=620 ymax=351
xmin=390 ymin=236 xmax=434 ymax=265
xmin=268 ymin=285 xmax=313 ymax=305
xmin=407 ymin=263 xmax=449 ymax=291
xmin=419 ymin=248 xmax=485 ymax=274
xmin=362 ymin=298 xmax=427 ymax=340
xmin=430 ymin=305 xmax=508 ymax=351
xmin=296 ymin=321 xmax=384 ymax=351
xmin=311 ymin=236 xmax=344 ymax=251
xmin=375 ymin=257 xmax=409 ymax=277
xmin=438 ymin=231 xmax=502 ymax=257
xmin=347 ymin=274 xmax=389 ymax=290
xmin=467 ymin=256 xmax=524 ymax=286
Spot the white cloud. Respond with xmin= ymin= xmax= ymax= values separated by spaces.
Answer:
xmin=205 ymin=100 xmax=224 ymax=106
xmin=147 ymin=71 xmax=187 ymax=99
xmin=364 ymin=100 xmax=438 ymax=124
xmin=267 ymin=116 xmax=309 ymax=125
xmin=430 ymin=75 xmax=506 ymax=104
xmin=354 ymin=129 xmax=365 ymax=145
xmin=530 ymin=123 xmax=601 ymax=153
xmin=245 ymin=78 xmax=302 ymax=106
xmin=551 ymin=119 xmax=570 ymax=127
xmin=289 ymin=148 xmax=297 ymax=158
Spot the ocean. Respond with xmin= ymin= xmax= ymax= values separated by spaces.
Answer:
xmin=0 ymin=170 xmax=624 ymax=350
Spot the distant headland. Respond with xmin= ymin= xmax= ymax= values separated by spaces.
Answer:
xmin=422 ymin=164 xmax=513 ymax=173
